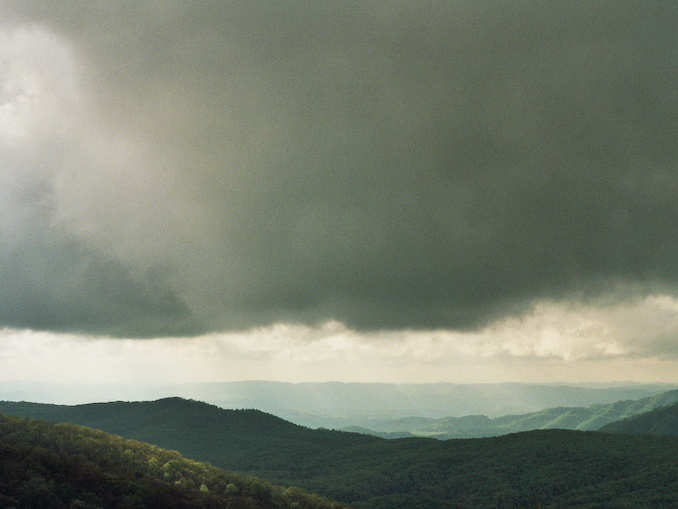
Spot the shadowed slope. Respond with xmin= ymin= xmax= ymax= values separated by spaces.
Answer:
xmin=2 ymin=398 xmax=678 ymax=507
xmin=0 ymin=412 xmax=346 ymax=508
xmin=599 ymin=401 xmax=678 ymax=435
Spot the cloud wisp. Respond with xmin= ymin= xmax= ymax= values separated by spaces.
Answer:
xmin=1 ymin=2 xmax=678 ymax=338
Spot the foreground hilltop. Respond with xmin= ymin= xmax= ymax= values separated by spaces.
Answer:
xmin=0 ymin=411 xmax=346 ymax=509
xmin=2 ymin=397 xmax=678 ymax=507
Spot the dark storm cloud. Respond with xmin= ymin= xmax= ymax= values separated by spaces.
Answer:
xmin=0 ymin=168 xmax=197 ymax=337
xmin=1 ymin=1 xmax=678 ymax=336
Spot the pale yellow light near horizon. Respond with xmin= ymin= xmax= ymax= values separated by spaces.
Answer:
xmin=2 ymin=296 xmax=678 ymax=386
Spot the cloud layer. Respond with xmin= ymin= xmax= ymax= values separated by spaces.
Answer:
xmin=1 ymin=2 xmax=678 ymax=337
xmin=4 ymin=295 xmax=678 ymax=386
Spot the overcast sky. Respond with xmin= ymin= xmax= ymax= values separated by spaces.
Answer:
xmin=1 ymin=1 xmax=678 ymax=385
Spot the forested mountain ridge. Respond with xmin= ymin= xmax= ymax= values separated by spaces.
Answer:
xmin=0 ymin=397 xmax=382 ymax=469
xmin=355 ymin=389 xmax=678 ymax=439
xmin=0 ymin=412 xmax=347 ymax=508
xmin=599 ymin=400 xmax=678 ymax=435
xmin=3 ymin=398 xmax=678 ymax=507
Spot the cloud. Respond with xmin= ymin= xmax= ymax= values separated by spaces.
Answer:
xmin=4 ymin=296 xmax=678 ymax=385
xmin=1 ymin=2 xmax=678 ymax=337
xmin=0 ymin=24 xmax=197 ymax=337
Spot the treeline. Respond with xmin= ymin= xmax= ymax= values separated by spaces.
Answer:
xmin=3 ymin=398 xmax=678 ymax=507
xmin=0 ymin=413 xmax=347 ymax=509
xmin=300 ymin=429 xmax=678 ymax=508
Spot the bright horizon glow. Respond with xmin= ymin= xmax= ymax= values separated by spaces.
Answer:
xmin=2 ymin=295 xmax=678 ymax=387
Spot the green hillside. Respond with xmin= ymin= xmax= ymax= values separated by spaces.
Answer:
xmin=362 ymin=389 xmax=678 ymax=438
xmin=0 ymin=398 xmax=381 ymax=470
xmin=2 ymin=398 xmax=678 ymax=507
xmin=0 ymin=412 xmax=346 ymax=509
xmin=599 ymin=401 xmax=678 ymax=435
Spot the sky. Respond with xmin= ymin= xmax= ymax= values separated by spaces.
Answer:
xmin=1 ymin=1 xmax=678 ymax=386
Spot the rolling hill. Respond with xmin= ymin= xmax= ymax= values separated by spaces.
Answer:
xmin=599 ymin=401 xmax=678 ymax=435
xmin=0 ymin=412 xmax=345 ymax=508
xmin=356 ymin=389 xmax=678 ymax=439
xmin=2 ymin=398 xmax=678 ymax=507
xmin=0 ymin=398 xmax=381 ymax=471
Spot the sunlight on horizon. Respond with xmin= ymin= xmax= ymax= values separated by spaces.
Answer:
xmin=2 ymin=295 xmax=678 ymax=386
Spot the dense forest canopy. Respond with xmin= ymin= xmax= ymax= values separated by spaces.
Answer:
xmin=0 ymin=412 xmax=347 ymax=509
xmin=3 ymin=397 xmax=678 ymax=507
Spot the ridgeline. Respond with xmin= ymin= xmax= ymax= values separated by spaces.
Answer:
xmin=2 ymin=397 xmax=678 ymax=507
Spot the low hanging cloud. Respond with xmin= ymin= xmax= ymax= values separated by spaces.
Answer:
xmin=1 ymin=2 xmax=678 ymax=337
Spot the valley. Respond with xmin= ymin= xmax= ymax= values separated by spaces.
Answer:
xmin=2 ymin=386 xmax=678 ymax=507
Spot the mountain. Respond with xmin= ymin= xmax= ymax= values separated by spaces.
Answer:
xmin=144 ymin=381 xmax=678 ymax=427
xmin=2 ymin=381 xmax=675 ymax=428
xmin=599 ymin=401 xmax=678 ymax=435
xmin=357 ymin=389 xmax=678 ymax=439
xmin=0 ymin=411 xmax=345 ymax=509
xmin=2 ymin=398 xmax=678 ymax=508
xmin=0 ymin=398 xmax=381 ymax=475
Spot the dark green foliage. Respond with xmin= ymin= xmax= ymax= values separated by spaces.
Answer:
xmin=3 ymin=398 xmax=678 ymax=507
xmin=303 ymin=430 xmax=678 ymax=508
xmin=599 ymin=401 xmax=678 ymax=435
xmin=0 ymin=413 xmax=347 ymax=509
xmin=0 ymin=398 xmax=380 ymax=474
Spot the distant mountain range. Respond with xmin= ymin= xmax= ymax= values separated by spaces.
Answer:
xmin=348 ymin=389 xmax=678 ymax=439
xmin=2 ymin=395 xmax=678 ymax=507
xmin=600 ymin=400 xmax=678 ymax=435
xmin=2 ymin=380 xmax=675 ymax=429
xmin=144 ymin=381 xmax=678 ymax=427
